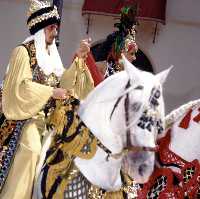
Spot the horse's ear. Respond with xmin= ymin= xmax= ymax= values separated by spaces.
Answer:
xmin=156 ymin=65 xmax=173 ymax=85
xmin=119 ymin=54 xmax=141 ymax=84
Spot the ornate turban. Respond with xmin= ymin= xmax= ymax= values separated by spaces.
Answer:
xmin=27 ymin=0 xmax=60 ymax=35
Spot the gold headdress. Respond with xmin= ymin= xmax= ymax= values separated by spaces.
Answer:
xmin=27 ymin=0 xmax=60 ymax=35
xmin=90 ymin=4 xmax=138 ymax=63
xmin=114 ymin=5 xmax=138 ymax=55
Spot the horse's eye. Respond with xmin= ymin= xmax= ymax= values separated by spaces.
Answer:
xmin=131 ymin=102 xmax=142 ymax=112
xmin=135 ymin=85 xmax=144 ymax=90
xmin=154 ymin=89 xmax=161 ymax=99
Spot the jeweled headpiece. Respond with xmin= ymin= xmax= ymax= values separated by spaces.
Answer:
xmin=114 ymin=5 xmax=138 ymax=55
xmin=27 ymin=0 xmax=60 ymax=35
xmin=91 ymin=4 xmax=138 ymax=62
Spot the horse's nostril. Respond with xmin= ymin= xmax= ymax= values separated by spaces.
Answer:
xmin=138 ymin=164 xmax=147 ymax=176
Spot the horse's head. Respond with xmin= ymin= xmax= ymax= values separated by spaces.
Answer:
xmin=78 ymin=56 xmax=172 ymax=185
xmin=116 ymin=55 xmax=172 ymax=183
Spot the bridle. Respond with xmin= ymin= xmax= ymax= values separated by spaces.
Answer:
xmin=107 ymin=80 xmax=158 ymax=161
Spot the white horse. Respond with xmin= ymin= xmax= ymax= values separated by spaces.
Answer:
xmin=138 ymin=99 xmax=200 ymax=198
xmin=35 ymin=55 xmax=171 ymax=198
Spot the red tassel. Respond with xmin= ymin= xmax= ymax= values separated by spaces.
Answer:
xmin=179 ymin=109 xmax=193 ymax=129
xmin=193 ymin=107 xmax=200 ymax=123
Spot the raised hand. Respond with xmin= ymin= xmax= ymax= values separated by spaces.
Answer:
xmin=52 ymin=88 xmax=72 ymax=99
xmin=76 ymin=38 xmax=91 ymax=60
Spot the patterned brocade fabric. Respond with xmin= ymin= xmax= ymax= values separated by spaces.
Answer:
xmin=105 ymin=58 xmax=123 ymax=78
xmin=22 ymin=40 xmax=60 ymax=115
xmin=0 ymin=114 xmax=27 ymax=192
xmin=39 ymin=97 xmax=98 ymax=199
xmin=22 ymin=40 xmax=60 ymax=87
xmin=0 ymin=74 xmax=28 ymax=192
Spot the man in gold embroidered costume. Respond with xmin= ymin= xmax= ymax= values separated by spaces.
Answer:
xmin=0 ymin=0 xmax=94 ymax=198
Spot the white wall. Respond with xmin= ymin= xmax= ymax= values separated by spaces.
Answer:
xmin=139 ymin=0 xmax=200 ymax=112
xmin=0 ymin=0 xmax=200 ymax=113
xmin=0 ymin=0 xmax=29 ymax=79
xmin=59 ymin=0 xmax=115 ymax=66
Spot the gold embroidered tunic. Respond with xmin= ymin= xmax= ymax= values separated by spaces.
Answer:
xmin=0 ymin=40 xmax=94 ymax=199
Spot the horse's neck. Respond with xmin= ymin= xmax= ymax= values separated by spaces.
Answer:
xmin=78 ymin=72 xmax=128 ymax=153
xmin=75 ymin=147 xmax=123 ymax=191
xmin=76 ymin=73 xmax=129 ymax=190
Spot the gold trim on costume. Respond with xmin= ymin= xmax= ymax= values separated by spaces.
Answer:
xmin=28 ymin=0 xmax=51 ymax=17
xmin=27 ymin=6 xmax=60 ymax=29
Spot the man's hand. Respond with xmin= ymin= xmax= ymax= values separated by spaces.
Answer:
xmin=52 ymin=88 xmax=71 ymax=99
xmin=76 ymin=38 xmax=91 ymax=59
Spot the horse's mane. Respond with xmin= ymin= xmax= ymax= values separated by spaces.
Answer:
xmin=165 ymin=99 xmax=200 ymax=128
xmin=79 ymin=71 xmax=128 ymax=113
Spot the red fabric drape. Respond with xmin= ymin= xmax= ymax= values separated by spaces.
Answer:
xmin=85 ymin=52 xmax=104 ymax=86
xmin=82 ymin=0 xmax=166 ymax=24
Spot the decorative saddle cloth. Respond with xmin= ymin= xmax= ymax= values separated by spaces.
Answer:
xmin=39 ymin=96 xmax=137 ymax=199
xmin=138 ymin=121 xmax=200 ymax=198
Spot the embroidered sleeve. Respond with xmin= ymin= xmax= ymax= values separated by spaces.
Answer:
xmin=60 ymin=57 xmax=94 ymax=100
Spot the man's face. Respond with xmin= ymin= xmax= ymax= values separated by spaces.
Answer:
xmin=124 ymin=43 xmax=138 ymax=63
xmin=44 ymin=24 xmax=58 ymax=45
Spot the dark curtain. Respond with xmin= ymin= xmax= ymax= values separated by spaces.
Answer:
xmin=82 ymin=0 xmax=166 ymax=24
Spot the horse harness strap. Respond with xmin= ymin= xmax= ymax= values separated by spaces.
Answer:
xmin=109 ymin=80 xmax=158 ymax=154
xmin=109 ymin=80 xmax=132 ymax=147
xmin=124 ymin=80 xmax=132 ymax=148
xmin=98 ymin=80 xmax=132 ymax=161
xmin=96 ymin=140 xmax=112 ymax=161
